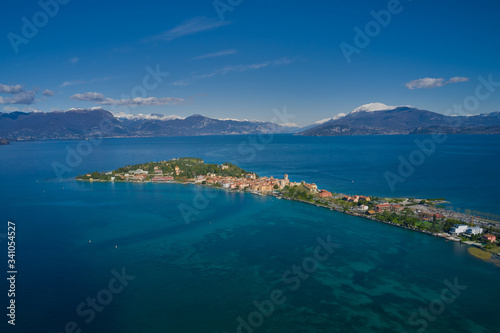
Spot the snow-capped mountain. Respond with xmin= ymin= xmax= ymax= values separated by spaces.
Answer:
xmin=300 ymin=103 xmax=500 ymax=136
xmin=350 ymin=103 xmax=397 ymax=114
xmin=304 ymin=103 xmax=402 ymax=130
xmin=2 ymin=105 xmax=499 ymax=140
xmin=0 ymin=109 xmax=299 ymax=140
xmin=299 ymin=113 xmax=347 ymax=132
xmin=113 ymin=112 xmax=185 ymax=121
xmin=314 ymin=113 xmax=347 ymax=124
xmin=113 ymin=112 xmax=299 ymax=127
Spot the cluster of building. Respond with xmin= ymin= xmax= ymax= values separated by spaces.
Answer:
xmin=150 ymin=166 xmax=177 ymax=181
xmin=364 ymin=202 xmax=448 ymax=221
xmin=186 ymin=173 xmax=307 ymax=192
xmin=449 ymin=224 xmax=497 ymax=242
xmin=86 ymin=166 xmax=176 ymax=182
xmin=175 ymin=173 xmax=335 ymax=197
xmin=87 ymin=164 xmax=333 ymax=196
xmin=342 ymin=195 xmax=371 ymax=203
xmin=417 ymin=211 xmax=445 ymax=221
xmin=373 ymin=203 xmax=403 ymax=214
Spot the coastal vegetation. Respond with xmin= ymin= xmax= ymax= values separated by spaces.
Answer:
xmin=468 ymin=247 xmax=492 ymax=261
xmin=77 ymin=157 xmax=252 ymax=182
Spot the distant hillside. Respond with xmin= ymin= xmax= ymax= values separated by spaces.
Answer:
xmin=3 ymin=105 xmax=499 ymax=140
xmin=300 ymin=103 xmax=500 ymax=136
xmin=119 ymin=113 xmax=298 ymax=137
xmin=0 ymin=108 xmax=299 ymax=140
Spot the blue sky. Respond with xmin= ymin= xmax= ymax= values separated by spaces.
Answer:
xmin=1 ymin=0 xmax=499 ymax=126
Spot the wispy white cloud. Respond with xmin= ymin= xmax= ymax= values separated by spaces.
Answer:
xmin=60 ymin=80 xmax=85 ymax=87
xmin=0 ymin=83 xmax=37 ymax=105
xmin=70 ymin=92 xmax=184 ymax=106
xmin=0 ymin=84 xmax=23 ymax=94
xmin=447 ymin=76 xmax=469 ymax=84
xmin=42 ymin=89 xmax=55 ymax=97
xmin=3 ymin=106 xmax=41 ymax=112
xmin=174 ymin=57 xmax=294 ymax=86
xmin=60 ymin=77 xmax=113 ymax=88
xmin=69 ymin=57 xmax=79 ymax=64
xmin=405 ymin=76 xmax=469 ymax=89
xmin=3 ymin=106 xmax=20 ymax=112
xmin=406 ymin=78 xmax=446 ymax=89
xmin=21 ymin=107 xmax=41 ymax=112
xmin=0 ymin=91 xmax=37 ymax=105
xmin=149 ymin=17 xmax=231 ymax=41
xmin=191 ymin=49 xmax=237 ymax=60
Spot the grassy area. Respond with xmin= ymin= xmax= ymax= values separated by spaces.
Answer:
xmin=484 ymin=245 xmax=500 ymax=254
xmin=467 ymin=247 xmax=492 ymax=261
xmin=416 ymin=221 xmax=433 ymax=229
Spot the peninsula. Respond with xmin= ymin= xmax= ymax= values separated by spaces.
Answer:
xmin=77 ymin=157 xmax=500 ymax=261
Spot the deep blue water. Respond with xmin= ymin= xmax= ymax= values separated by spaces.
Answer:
xmin=1 ymin=134 xmax=499 ymax=333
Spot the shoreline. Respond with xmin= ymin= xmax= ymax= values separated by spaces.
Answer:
xmin=75 ymin=157 xmax=500 ymax=264
xmin=77 ymin=178 xmax=500 ymax=259
xmin=8 ymin=132 xmax=500 ymax=143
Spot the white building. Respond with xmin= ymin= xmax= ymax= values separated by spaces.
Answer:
xmin=450 ymin=224 xmax=468 ymax=235
xmin=466 ymin=227 xmax=483 ymax=235
xmin=133 ymin=169 xmax=148 ymax=175
xmin=195 ymin=175 xmax=206 ymax=184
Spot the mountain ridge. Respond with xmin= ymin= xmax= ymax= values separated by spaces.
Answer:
xmin=299 ymin=104 xmax=500 ymax=136
xmin=0 ymin=108 xmax=299 ymax=140
xmin=2 ymin=104 xmax=500 ymax=140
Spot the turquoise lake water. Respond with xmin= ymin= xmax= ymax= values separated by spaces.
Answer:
xmin=1 ymin=134 xmax=499 ymax=332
